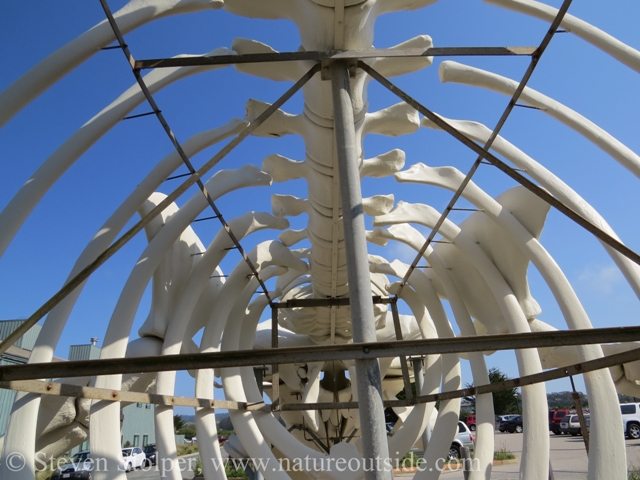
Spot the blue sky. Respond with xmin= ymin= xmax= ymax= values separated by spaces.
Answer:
xmin=1 ymin=1 xmax=640 ymax=410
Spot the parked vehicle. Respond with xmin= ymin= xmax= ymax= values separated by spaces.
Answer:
xmin=143 ymin=444 xmax=157 ymax=466
xmin=121 ymin=447 xmax=146 ymax=472
xmin=51 ymin=451 xmax=93 ymax=480
xmin=549 ymin=409 xmax=571 ymax=434
xmin=620 ymin=403 xmax=640 ymax=439
xmin=497 ymin=415 xmax=520 ymax=432
xmin=412 ymin=421 xmax=475 ymax=461
xmin=560 ymin=414 xmax=589 ymax=436
xmin=465 ymin=415 xmax=477 ymax=431
xmin=500 ymin=415 xmax=523 ymax=433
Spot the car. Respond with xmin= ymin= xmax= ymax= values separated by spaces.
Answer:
xmin=500 ymin=415 xmax=523 ymax=433
xmin=121 ymin=447 xmax=146 ymax=472
xmin=549 ymin=409 xmax=571 ymax=435
xmin=51 ymin=451 xmax=93 ymax=480
xmin=559 ymin=414 xmax=589 ymax=436
xmin=449 ymin=420 xmax=476 ymax=460
xmin=620 ymin=403 xmax=640 ymax=439
xmin=411 ymin=421 xmax=475 ymax=462
xmin=143 ymin=444 xmax=157 ymax=466
xmin=497 ymin=415 xmax=520 ymax=432
xmin=465 ymin=415 xmax=477 ymax=431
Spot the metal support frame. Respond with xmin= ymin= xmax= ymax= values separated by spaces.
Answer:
xmin=133 ymin=47 xmax=537 ymax=70
xmin=98 ymin=0 xmax=279 ymax=311
xmin=412 ymin=357 xmax=430 ymax=449
xmin=0 ymin=53 xmax=320 ymax=357
xmin=331 ymin=61 xmax=391 ymax=480
xmin=390 ymin=301 xmax=414 ymax=401
xmin=2 ymin=325 xmax=640 ymax=381
xmin=361 ymin=60 xmax=640 ymax=271
xmin=570 ymin=375 xmax=590 ymax=453
xmin=9 ymin=2 xmax=640 ymax=471
xmin=373 ymin=0 xmax=575 ymax=300
xmin=5 ymin=340 xmax=640 ymax=416
xmin=271 ymin=306 xmax=280 ymax=411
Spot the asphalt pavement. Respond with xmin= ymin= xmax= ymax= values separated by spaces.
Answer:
xmin=125 ymin=435 xmax=640 ymax=479
xmin=396 ymin=431 xmax=640 ymax=479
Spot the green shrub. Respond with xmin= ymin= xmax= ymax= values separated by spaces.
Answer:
xmin=494 ymin=448 xmax=516 ymax=461
xmin=629 ymin=466 xmax=640 ymax=480
xmin=194 ymin=458 xmax=204 ymax=477
xmin=226 ymin=460 xmax=248 ymax=478
xmin=177 ymin=444 xmax=199 ymax=456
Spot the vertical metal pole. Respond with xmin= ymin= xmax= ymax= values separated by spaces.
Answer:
xmin=390 ymin=301 xmax=414 ymax=402
xmin=271 ymin=306 xmax=280 ymax=413
xmin=254 ymin=368 xmax=265 ymax=480
xmin=569 ymin=375 xmax=589 ymax=453
xmin=412 ymin=357 xmax=431 ymax=450
xmin=331 ymin=61 xmax=391 ymax=480
xmin=461 ymin=446 xmax=471 ymax=480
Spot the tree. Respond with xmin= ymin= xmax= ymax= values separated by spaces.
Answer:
xmin=465 ymin=367 xmax=520 ymax=415
xmin=174 ymin=414 xmax=186 ymax=433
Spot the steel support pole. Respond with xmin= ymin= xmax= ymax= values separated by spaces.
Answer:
xmin=331 ymin=61 xmax=391 ymax=480
xmin=412 ymin=357 xmax=431 ymax=450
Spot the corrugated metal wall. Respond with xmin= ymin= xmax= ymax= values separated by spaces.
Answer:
xmin=0 ymin=319 xmax=42 ymax=351
xmin=68 ymin=344 xmax=101 ymax=361
xmin=0 ymin=347 xmax=28 ymax=436
xmin=0 ymin=388 xmax=17 ymax=437
xmin=121 ymin=403 xmax=156 ymax=447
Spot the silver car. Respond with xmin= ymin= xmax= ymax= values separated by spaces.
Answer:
xmin=412 ymin=421 xmax=475 ymax=461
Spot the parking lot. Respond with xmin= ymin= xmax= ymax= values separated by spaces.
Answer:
xmin=397 ymin=431 xmax=640 ymax=479
xmin=125 ymin=435 xmax=640 ymax=479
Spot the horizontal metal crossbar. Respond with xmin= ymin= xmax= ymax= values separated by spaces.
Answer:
xmin=134 ymin=46 xmax=537 ymax=70
xmin=283 ymin=344 xmax=640 ymax=411
xmin=5 ymin=342 xmax=640 ymax=414
xmin=2 ymin=326 xmax=640 ymax=382
xmin=272 ymin=295 xmax=393 ymax=309
xmin=0 ymin=380 xmax=269 ymax=412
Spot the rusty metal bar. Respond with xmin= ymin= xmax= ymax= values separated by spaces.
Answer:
xmin=282 ymin=344 xmax=640 ymax=411
xmin=371 ymin=0 xmax=574 ymax=300
xmin=570 ymin=375 xmax=590 ymax=453
xmin=2 ymin=326 xmax=640 ymax=382
xmin=0 ymin=379 xmax=269 ymax=412
xmin=390 ymin=302 xmax=414 ymax=401
xmin=272 ymin=296 xmax=392 ymax=309
xmin=5 ymin=345 xmax=640 ymax=416
xmin=0 ymin=62 xmax=320 ymax=357
xmin=134 ymin=47 xmax=537 ymax=70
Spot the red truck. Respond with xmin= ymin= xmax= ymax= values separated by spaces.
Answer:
xmin=549 ymin=409 xmax=571 ymax=434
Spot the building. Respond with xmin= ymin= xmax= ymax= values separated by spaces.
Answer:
xmin=0 ymin=320 xmax=47 ymax=435
xmin=69 ymin=338 xmax=156 ymax=451
xmin=0 ymin=321 xmax=155 ymax=452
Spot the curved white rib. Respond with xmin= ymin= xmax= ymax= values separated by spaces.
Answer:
xmin=484 ymin=0 xmax=640 ymax=73
xmin=0 ymin=0 xmax=222 ymax=128
xmin=421 ymin=112 xmax=640 ymax=300
xmin=0 ymin=48 xmax=234 ymax=259
xmin=439 ymin=61 xmax=640 ymax=179
xmin=90 ymin=167 xmax=271 ymax=480
xmin=370 ymin=223 xmax=548 ymax=480
xmin=0 ymin=119 xmax=244 ymax=478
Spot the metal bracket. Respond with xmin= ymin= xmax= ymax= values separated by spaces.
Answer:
xmin=321 ymin=58 xmax=358 ymax=80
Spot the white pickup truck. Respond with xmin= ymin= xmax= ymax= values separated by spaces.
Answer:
xmin=620 ymin=403 xmax=640 ymax=439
